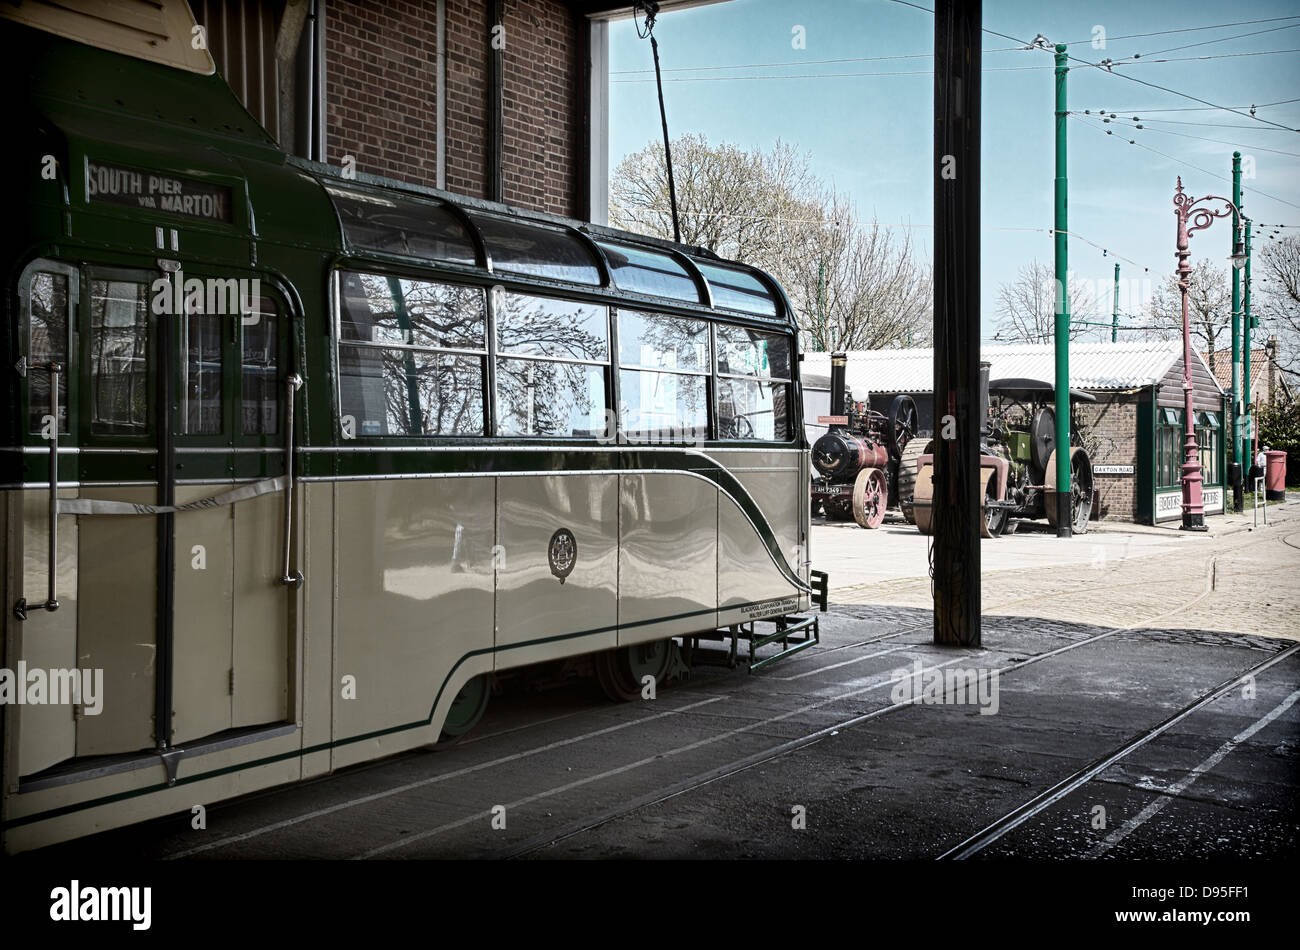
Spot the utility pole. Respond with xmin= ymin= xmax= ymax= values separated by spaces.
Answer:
xmin=1230 ymin=152 xmax=1243 ymax=511
xmin=932 ymin=0 xmax=982 ymax=647
xmin=1112 ymin=263 xmax=1120 ymax=343
xmin=1053 ymin=43 xmax=1071 ymax=537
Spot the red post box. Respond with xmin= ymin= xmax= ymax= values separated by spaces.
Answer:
xmin=1265 ymin=450 xmax=1287 ymax=501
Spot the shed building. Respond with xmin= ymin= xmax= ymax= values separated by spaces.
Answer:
xmin=803 ymin=341 xmax=1230 ymax=525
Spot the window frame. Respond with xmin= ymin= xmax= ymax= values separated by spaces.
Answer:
xmin=492 ymin=288 xmax=612 ymax=440
xmin=333 ymin=268 xmax=491 ymax=439
xmin=713 ymin=322 xmax=795 ymax=443
xmin=19 ymin=259 xmax=80 ymax=441
xmin=615 ymin=308 xmax=711 ymax=445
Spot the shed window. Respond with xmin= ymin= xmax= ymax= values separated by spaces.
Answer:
xmin=1155 ymin=408 xmax=1184 ymax=489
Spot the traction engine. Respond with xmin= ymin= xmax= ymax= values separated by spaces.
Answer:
xmin=811 ymin=353 xmax=917 ymax=528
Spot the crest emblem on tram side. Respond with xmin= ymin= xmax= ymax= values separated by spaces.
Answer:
xmin=548 ymin=528 xmax=577 ymax=584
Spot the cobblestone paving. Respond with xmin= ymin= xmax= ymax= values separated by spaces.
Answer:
xmin=832 ymin=505 xmax=1300 ymax=641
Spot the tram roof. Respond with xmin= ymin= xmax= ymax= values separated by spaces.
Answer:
xmin=296 ymin=159 xmax=791 ymax=326
xmin=5 ymin=15 xmax=793 ymax=331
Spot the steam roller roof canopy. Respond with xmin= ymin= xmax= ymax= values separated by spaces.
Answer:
xmin=988 ymin=377 xmax=1097 ymax=403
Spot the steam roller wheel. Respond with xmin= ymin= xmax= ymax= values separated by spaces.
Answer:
xmin=980 ymin=468 xmax=1009 ymax=539
xmin=896 ymin=438 xmax=927 ymax=524
xmin=913 ymin=463 xmax=935 ymax=535
xmin=852 ymin=467 xmax=888 ymax=529
xmin=1045 ymin=448 xmax=1095 ymax=535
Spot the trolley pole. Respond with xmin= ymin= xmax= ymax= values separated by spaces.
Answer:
xmin=1053 ymin=44 xmax=1072 ymax=537
xmin=1112 ymin=263 xmax=1120 ymax=343
xmin=932 ymin=0 xmax=982 ymax=648
xmin=1230 ymin=152 xmax=1242 ymax=511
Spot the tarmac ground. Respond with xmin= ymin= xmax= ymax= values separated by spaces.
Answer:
xmin=24 ymin=502 xmax=1300 ymax=862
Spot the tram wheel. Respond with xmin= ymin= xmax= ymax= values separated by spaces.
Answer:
xmin=595 ymin=639 xmax=674 ymax=702
xmin=439 ymin=673 xmax=492 ymax=742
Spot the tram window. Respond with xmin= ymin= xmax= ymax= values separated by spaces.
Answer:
xmin=182 ymin=310 xmax=223 ymax=434
xmin=618 ymin=310 xmax=707 ymax=371
xmin=242 ymin=297 xmax=278 ymax=435
xmin=340 ymin=273 xmax=486 ymax=350
xmin=716 ymin=378 xmax=789 ymax=441
xmin=469 ymin=213 xmax=601 ymax=286
xmin=336 ymin=271 xmax=487 ymax=436
xmin=618 ymin=311 xmax=708 ymax=442
xmin=326 ymin=186 xmax=477 ymax=266
xmin=694 ymin=262 xmax=777 ymax=318
xmin=715 ymin=323 xmax=792 ymax=441
xmin=497 ymin=293 xmax=607 ymax=361
xmin=598 ymin=242 xmax=701 ymax=304
xmin=496 ymin=359 xmax=608 ymax=438
xmin=26 ymin=272 xmax=70 ymax=434
xmin=341 ymin=349 xmax=485 ymax=436
xmin=716 ymin=325 xmax=791 ymax=380
xmin=89 ymin=280 xmax=150 ymax=434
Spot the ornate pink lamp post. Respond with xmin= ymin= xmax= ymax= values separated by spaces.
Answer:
xmin=1173 ymin=178 xmax=1245 ymax=531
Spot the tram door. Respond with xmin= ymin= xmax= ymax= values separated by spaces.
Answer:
xmin=13 ymin=264 xmax=290 ymax=776
xmin=169 ymin=279 xmax=290 ymax=744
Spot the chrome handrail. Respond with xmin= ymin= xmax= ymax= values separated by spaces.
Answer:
xmin=280 ymin=373 xmax=304 ymax=586
xmin=14 ymin=362 xmax=62 ymax=620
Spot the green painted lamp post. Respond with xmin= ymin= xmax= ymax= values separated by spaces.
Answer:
xmin=1230 ymin=152 xmax=1242 ymax=511
xmin=1053 ymin=43 xmax=1071 ymax=537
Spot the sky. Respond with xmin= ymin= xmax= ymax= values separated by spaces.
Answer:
xmin=607 ymin=0 xmax=1300 ymax=344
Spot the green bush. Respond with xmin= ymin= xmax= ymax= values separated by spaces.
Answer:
xmin=1257 ymin=401 xmax=1300 ymax=485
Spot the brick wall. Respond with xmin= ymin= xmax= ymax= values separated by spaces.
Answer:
xmin=325 ymin=0 xmax=580 ymax=216
xmin=1078 ymin=394 xmax=1139 ymax=522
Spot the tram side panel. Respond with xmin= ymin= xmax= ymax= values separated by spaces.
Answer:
xmin=12 ymin=489 xmax=79 ymax=776
xmin=718 ymin=449 xmax=809 ymax=625
xmin=494 ymin=474 xmax=619 ymax=669
xmin=330 ymin=477 xmax=496 ymax=770
xmin=616 ymin=473 xmax=718 ymax=644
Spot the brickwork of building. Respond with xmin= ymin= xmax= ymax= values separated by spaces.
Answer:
xmin=324 ymin=0 xmax=579 ymax=217
xmin=1078 ymin=394 xmax=1139 ymax=522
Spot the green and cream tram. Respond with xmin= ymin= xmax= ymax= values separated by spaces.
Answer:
xmin=0 ymin=12 xmax=818 ymax=852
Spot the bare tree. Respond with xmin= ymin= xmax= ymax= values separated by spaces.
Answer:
xmin=992 ymin=261 xmax=1099 ymax=344
xmin=1255 ymin=235 xmax=1300 ymax=384
xmin=1143 ymin=261 xmax=1232 ymax=376
xmin=610 ymin=135 xmax=932 ymax=352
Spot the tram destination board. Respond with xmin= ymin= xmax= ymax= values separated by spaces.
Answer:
xmin=85 ymin=159 xmax=233 ymax=222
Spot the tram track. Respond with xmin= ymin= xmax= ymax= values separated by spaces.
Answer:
xmin=164 ymin=526 xmax=1292 ymax=860
xmin=937 ymin=643 xmax=1300 ymax=859
xmin=499 ymin=550 xmax=1245 ymax=859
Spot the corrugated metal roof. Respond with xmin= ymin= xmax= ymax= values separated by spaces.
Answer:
xmin=802 ymin=341 xmax=1222 ymax=395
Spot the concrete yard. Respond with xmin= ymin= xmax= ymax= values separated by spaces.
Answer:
xmin=29 ymin=503 xmax=1299 ymax=864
